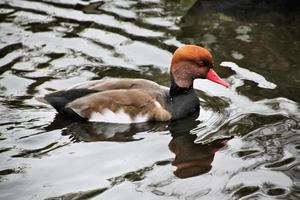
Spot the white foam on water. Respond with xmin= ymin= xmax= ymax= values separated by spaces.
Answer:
xmin=220 ymin=61 xmax=277 ymax=89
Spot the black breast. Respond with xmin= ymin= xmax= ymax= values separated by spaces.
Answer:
xmin=166 ymin=89 xmax=200 ymax=120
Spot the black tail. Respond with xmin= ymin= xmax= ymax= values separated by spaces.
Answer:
xmin=41 ymin=89 xmax=99 ymax=119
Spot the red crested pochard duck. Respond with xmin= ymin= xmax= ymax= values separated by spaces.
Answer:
xmin=37 ymin=45 xmax=229 ymax=123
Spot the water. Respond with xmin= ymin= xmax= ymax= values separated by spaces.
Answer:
xmin=0 ymin=0 xmax=300 ymax=199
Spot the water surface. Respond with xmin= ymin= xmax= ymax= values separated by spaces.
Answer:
xmin=0 ymin=0 xmax=300 ymax=199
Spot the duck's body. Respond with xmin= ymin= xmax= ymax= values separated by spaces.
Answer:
xmin=38 ymin=45 xmax=229 ymax=123
xmin=40 ymin=78 xmax=200 ymax=123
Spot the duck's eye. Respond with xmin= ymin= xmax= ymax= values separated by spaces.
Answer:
xmin=203 ymin=60 xmax=213 ymax=68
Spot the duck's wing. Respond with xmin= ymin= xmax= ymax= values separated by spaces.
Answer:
xmin=37 ymin=88 xmax=100 ymax=118
xmin=37 ymin=78 xmax=169 ymax=118
xmin=69 ymin=78 xmax=164 ymax=92
xmin=65 ymin=89 xmax=171 ymax=123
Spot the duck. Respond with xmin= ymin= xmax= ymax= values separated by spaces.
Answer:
xmin=37 ymin=45 xmax=229 ymax=123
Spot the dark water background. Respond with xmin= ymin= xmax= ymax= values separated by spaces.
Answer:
xmin=0 ymin=0 xmax=300 ymax=199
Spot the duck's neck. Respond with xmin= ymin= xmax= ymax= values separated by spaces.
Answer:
xmin=169 ymin=75 xmax=194 ymax=97
xmin=167 ymin=75 xmax=200 ymax=120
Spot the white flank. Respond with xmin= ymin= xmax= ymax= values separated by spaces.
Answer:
xmin=132 ymin=113 xmax=149 ymax=123
xmin=154 ymin=100 xmax=162 ymax=108
xmin=89 ymin=109 xmax=149 ymax=124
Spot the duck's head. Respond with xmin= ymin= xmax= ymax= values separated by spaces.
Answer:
xmin=171 ymin=45 xmax=229 ymax=88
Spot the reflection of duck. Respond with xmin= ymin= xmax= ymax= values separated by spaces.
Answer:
xmin=168 ymin=112 xmax=233 ymax=178
xmin=45 ymin=114 xmax=168 ymax=142
xmin=169 ymin=133 xmax=231 ymax=179
xmin=38 ymin=45 xmax=228 ymax=123
xmin=47 ymin=111 xmax=232 ymax=178
xmin=46 ymin=111 xmax=200 ymax=142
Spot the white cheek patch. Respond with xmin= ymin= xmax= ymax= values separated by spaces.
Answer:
xmin=89 ymin=109 xmax=149 ymax=124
